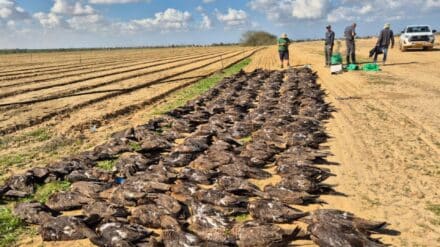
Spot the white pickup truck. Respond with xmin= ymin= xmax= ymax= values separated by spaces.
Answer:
xmin=400 ymin=25 xmax=436 ymax=51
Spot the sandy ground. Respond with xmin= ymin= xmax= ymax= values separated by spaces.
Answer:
xmin=246 ymin=38 xmax=440 ymax=246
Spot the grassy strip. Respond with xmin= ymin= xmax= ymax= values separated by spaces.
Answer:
xmin=96 ymin=160 xmax=116 ymax=171
xmin=149 ymin=58 xmax=251 ymax=116
xmin=0 ymin=128 xmax=52 ymax=149
xmin=33 ymin=181 xmax=72 ymax=204
xmin=0 ymin=206 xmax=24 ymax=247
xmin=427 ymin=203 xmax=440 ymax=225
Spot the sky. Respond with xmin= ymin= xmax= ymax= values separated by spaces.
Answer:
xmin=0 ymin=0 xmax=439 ymax=49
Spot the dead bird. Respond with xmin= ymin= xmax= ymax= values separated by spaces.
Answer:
xmin=40 ymin=216 xmax=96 ymax=241
xmin=110 ymin=180 xmax=171 ymax=206
xmin=115 ymin=152 xmax=156 ymax=177
xmin=277 ymin=174 xmax=334 ymax=194
xmin=170 ymin=180 xmax=200 ymax=202
xmin=187 ymin=201 xmax=236 ymax=245
xmin=305 ymin=209 xmax=387 ymax=247
xmin=217 ymin=159 xmax=271 ymax=179
xmin=308 ymin=220 xmax=385 ymax=247
xmin=13 ymin=202 xmax=58 ymax=224
xmin=232 ymin=221 xmax=300 ymax=247
xmin=163 ymin=228 xmax=202 ymax=247
xmin=215 ymin=176 xmax=264 ymax=197
xmin=91 ymin=222 xmax=151 ymax=247
xmin=130 ymin=204 xmax=174 ymax=228
xmin=180 ymin=167 xmax=218 ymax=185
xmin=161 ymin=151 xmax=196 ymax=167
xmin=140 ymin=134 xmax=172 ymax=152
xmin=93 ymin=138 xmax=132 ymax=158
xmin=174 ymin=134 xmax=212 ymax=153
xmin=46 ymin=191 xmax=90 ymax=211
xmin=263 ymin=185 xmax=321 ymax=205
xmin=66 ymin=168 xmax=114 ymax=183
xmin=191 ymin=149 xmax=235 ymax=171
xmin=276 ymin=163 xmax=335 ymax=183
xmin=143 ymin=193 xmax=182 ymax=216
xmin=310 ymin=209 xmax=387 ymax=233
xmin=194 ymin=189 xmax=248 ymax=208
xmin=1 ymin=173 xmax=36 ymax=198
xmin=70 ymin=181 xmax=111 ymax=198
xmin=248 ymin=199 xmax=308 ymax=223
xmin=82 ymin=201 xmax=129 ymax=220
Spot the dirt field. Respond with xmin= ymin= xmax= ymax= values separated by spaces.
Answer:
xmin=247 ymin=38 xmax=440 ymax=246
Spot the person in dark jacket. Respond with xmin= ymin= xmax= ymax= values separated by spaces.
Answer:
xmin=374 ymin=23 xmax=395 ymax=65
xmin=278 ymin=33 xmax=291 ymax=68
xmin=344 ymin=23 xmax=357 ymax=64
xmin=325 ymin=25 xmax=335 ymax=67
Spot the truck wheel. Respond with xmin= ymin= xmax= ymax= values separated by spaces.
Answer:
xmin=400 ymin=43 xmax=406 ymax=52
xmin=423 ymin=46 xmax=433 ymax=51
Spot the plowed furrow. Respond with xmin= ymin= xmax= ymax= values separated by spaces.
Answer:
xmin=0 ymin=50 xmax=238 ymax=101
xmin=0 ymin=49 xmax=258 ymax=135
xmin=0 ymin=49 xmax=233 ymax=92
xmin=0 ymin=49 xmax=228 ymax=82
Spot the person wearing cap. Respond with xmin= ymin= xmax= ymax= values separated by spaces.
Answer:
xmin=374 ymin=23 xmax=395 ymax=65
xmin=277 ymin=33 xmax=291 ymax=68
xmin=344 ymin=23 xmax=357 ymax=64
xmin=325 ymin=25 xmax=335 ymax=67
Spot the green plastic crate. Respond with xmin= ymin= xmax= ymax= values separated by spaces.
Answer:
xmin=347 ymin=64 xmax=359 ymax=71
xmin=331 ymin=54 xmax=342 ymax=65
xmin=362 ymin=63 xmax=380 ymax=72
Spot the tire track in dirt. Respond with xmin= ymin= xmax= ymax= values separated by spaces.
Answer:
xmin=0 ymin=49 xmax=261 ymax=135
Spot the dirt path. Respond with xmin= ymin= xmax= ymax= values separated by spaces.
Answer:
xmin=246 ymin=39 xmax=440 ymax=246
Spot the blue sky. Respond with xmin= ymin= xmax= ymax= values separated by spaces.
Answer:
xmin=0 ymin=0 xmax=439 ymax=48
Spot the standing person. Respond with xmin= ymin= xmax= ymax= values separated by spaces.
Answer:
xmin=278 ymin=33 xmax=291 ymax=68
xmin=344 ymin=23 xmax=357 ymax=64
xmin=325 ymin=25 xmax=335 ymax=67
xmin=374 ymin=23 xmax=395 ymax=65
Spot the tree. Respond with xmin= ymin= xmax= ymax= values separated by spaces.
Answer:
xmin=240 ymin=31 xmax=277 ymax=46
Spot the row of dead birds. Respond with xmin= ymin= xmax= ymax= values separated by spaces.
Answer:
xmin=1 ymin=68 xmax=390 ymax=247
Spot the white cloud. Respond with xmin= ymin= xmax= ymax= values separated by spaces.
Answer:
xmin=51 ymin=0 xmax=95 ymax=15
xmin=250 ymin=0 xmax=438 ymax=24
xmin=0 ymin=0 xmax=29 ymax=20
xmin=200 ymin=13 xmax=212 ymax=29
xmin=34 ymin=12 xmax=63 ymax=28
xmin=67 ymin=13 xmax=104 ymax=30
xmin=292 ymin=0 xmax=329 ymax=19
xmin=89 ymin=0 xmax=150 ymax=4
xmin=132 ymin=8 xmax=192 ymax=31
xmin=216 ymin=8 xmax=248 ymax=27
xmin=196 ymin=5 xmax=204 ymax=12
xmin=426 ymin=0 xmax=440 ymax=7
xmin=203 ymin=0 xmax=215 ymax=3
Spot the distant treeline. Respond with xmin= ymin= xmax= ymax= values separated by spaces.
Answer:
xmin=240 ymin=31 xmax=277 ymax=46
